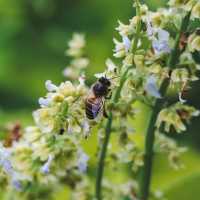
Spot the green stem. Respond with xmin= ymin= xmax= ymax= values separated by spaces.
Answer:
xmin=95 ymin=112 xmax=113 ymax=200
xmin=95 ymin=66 xmax=131 ymax=200
xmin=95 ymin=1 xmax=141 ymax=199
xmin=140 ymin=12 xmax=191 ymax=200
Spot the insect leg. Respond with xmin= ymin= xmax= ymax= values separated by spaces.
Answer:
xmin=103 ymin=102 xmax=108 ymax=118
xmin=105 ymin=90 xmax=112 ymax=99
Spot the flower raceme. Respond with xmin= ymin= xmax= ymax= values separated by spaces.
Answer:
xmin=0 ymin=1 xmax=200 ymax=200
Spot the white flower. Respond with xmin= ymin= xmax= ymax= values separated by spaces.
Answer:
xmin=0 ymin=146 xmax=23 ymax=190
xmin=146 ymin=20 xmax=154 ymax=38
xmin=122 ymin=36 xmax=131 ymax=52
xmin=192 ymin=2 xmax=200 ymax=19
xmin=33 ymin=108 xmax=56 ymax=133
xmin=188 ymin=34 xmax=200 ymax=52
xmin=113 ymin=36 xmax=131 ymax=58
xmin=154 ymin=190 xmax=164 ymax=199
xmin=40 ymin=154 xmax=54 ymax=174
xmin=94 ymin=72 xmax=106 ymax=79
xmin=38 ymin=97 xmax=51 ymax=107
xmin=71 ymin=58 xmax=89 ymax=69
xmin=77 ymin=150 xmax=89 ymax=173
xmin=11 ymin=178 xmax=22 ymax=191
xmin=78 ymin=75 xmax=86 ymax=86
xmin=1 ymin=159 xmax=13 ymax=174
xmin=63 ymin=67 xmax=79 ymax=79
xmin=145 ymin=75 xmax=162 ymax=98
xmin=58 ymin=81 xmax=76 ymax=97
xmin=178 ymin=92 xmax=186 ymax=104
xmin=67 ymin=118 xmax=81 ymax=134
xmin=152 ymin=40 xmax=171 ymax=55
xmin=81 ymin=119 xmax=90 ymax=138
xmin=146 ymin=20 xmax=171 ymax=55
xmin=66 ymin=33 xmax=85 ymax=57
xmin=105 ymin=58 xmax=117 ymax=72
xmin=116 ymin=20 xmax=132 ymax=36
xmin=152 ymin=29 xmax=171 ymax=55
xmin=45 ymin=80 xmax=58 ymax=92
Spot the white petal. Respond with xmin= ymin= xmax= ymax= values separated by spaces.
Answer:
xmin=106 ymin=58 xmax=117 ymax=72
xmin=122 ymin=36 xmax=131 ymax=52
xmin=78 ymin=75 xmax=86 ymax=85
xmin=178 ymin=92 xmax=186 ymax=104
xmin=38 ymin=97 xmax=51 ymax=107
xmin=40 ymin=155 xmax=54 ymax=174
xmin=82 ymin=119 xmax=90 ymax=138
xmin=146 ymin=20 xmax=154 ymax=38
xmin=2 ymin=159 xmax=13 ymax=175
xmin=157 ymin=28 xmax=169 ymax=41
xmin=94 ymin=72 xmax=106 ymax=78
xmin=152 ymin=40 xmax=170 ymax=55
xmin=77 ymin=150 xmax=89 ymax=173
xmin=145 ymin=75 xmax=162 ymax=98
xmin=45 ymin=80 xmax=58 ymax=92
xmin=11 ymin=179 xmax=22 ymax=191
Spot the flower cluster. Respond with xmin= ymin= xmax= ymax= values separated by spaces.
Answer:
xmin=0 ymin=34 xmax=92 ymax=199
xmin=63 ymin=33 xmax=89 ymax=80
xmin=155 ymin=132 xmax=187 ymax=170
xmin=156 ymin=102 xmax=200 ymax=133
xmin=0 ymin=0 xmax=200 ymax=200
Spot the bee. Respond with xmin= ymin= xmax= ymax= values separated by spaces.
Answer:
xmin=85 ymin=77 xmax=112 ymax=120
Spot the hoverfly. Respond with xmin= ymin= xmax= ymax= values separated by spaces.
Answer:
xmin=85 ymin=77 xmax=112 ymax=120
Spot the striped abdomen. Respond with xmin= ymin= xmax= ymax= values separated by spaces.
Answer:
xmin=85 ymin=97 xmax=103 ymax=119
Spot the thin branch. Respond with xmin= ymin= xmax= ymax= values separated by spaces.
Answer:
xmin=139 ymin=11 xmax=191 ymax=200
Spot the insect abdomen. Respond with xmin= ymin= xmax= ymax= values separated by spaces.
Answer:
xmin=85 ymin=98 xmax=102 ymax=119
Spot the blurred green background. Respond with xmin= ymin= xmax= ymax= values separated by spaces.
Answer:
xmin=0 ymin=0 xmax=200 ymax=199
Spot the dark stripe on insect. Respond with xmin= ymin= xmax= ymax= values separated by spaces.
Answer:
xmin=86 ymin=101 xmax=95 ymax=119
xmin=85 ymin=98 xmax=103 ymax=119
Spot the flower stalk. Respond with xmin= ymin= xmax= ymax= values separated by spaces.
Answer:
xmin=140 ymin=11 xmax=191 ymax=200
xmin=95 ymin=66 xmax=131 ymax=200
xmin=95 ymin=1 xmax=141 ymax=199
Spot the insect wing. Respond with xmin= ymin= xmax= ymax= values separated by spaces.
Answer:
xmin=91 ymin=97 xmax=104 ymax=118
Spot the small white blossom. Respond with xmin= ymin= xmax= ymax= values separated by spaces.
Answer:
xmin=11 ymin=178 xmax=22 ymax=191
xmin=94 ymin=72 xmax=106 ymax=78
xmin=40 ymin=154 xmax=54 ymax=174
xmin=33 ymin=107 xmax=59 ymax=133
xmin=113 ymin=36 xmax=131 ymax=58
xmin=78 ymin=75 xmax=86 ymax=86
xmin=145 ymin=75 xmax=162 ymax=98
xmin=122 ymin=36 xmax=131 ymax=52
xmin=116 ymin=20 xmax=130 ymax=36
xmin=152 ymin=40 xmax=171 ymax=55
xmin=81 ymin=119 xmax=90 ymax=138
xmin=63 ymin=67 xmax=79 ymax=79
xmin=178 ymin=92 xmax=186 ymax=104
xmin=154 ymin=190 xmax=164 ymax=199
xmin=45 ymin=80 xmax=58 ymax=92
xmin=77 ymin=150 xmax=89 ymax=173
xmin=71 ymin=58 xmax=89 ymax=69
xmin=67 ymin=118 xmax=81 ymax=134
xmin=152 ymin=29 xmax=171 ymax=55
xmin=38 ymin=97 xmax=51 ymax=107
xmin=146 ymin=19 xmax=171 ymax=55
xmin=146 ymin=20 xmax=154 ymax=38
xmin=0 ymin=146 xmax=24 ymax=190
xmin=105 ymin=58 xmax=117 ymax=72
xmin=66 ymin=33 xmax=85 ymax=57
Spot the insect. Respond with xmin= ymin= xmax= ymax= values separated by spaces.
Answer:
xmin=85 ymin=77 xmax=112 ymax=120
